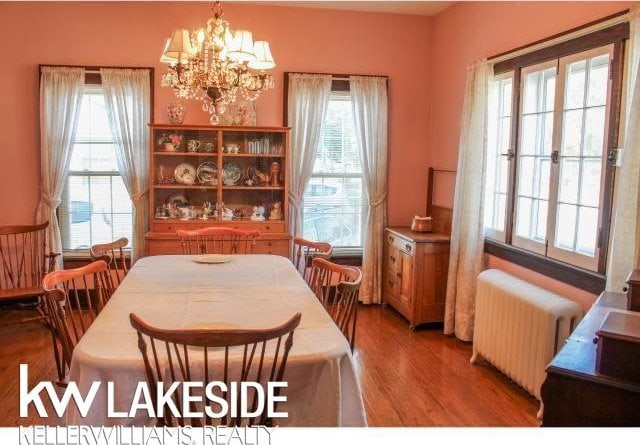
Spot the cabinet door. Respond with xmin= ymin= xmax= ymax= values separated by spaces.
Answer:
xmin=416 ymin=243 xmax=449 ymax=323
xmin=398 ymin=251 xmax=414 ymax=308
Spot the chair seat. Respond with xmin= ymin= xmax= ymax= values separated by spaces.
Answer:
xmin=0 ymin=286 xmax=45 ymax=301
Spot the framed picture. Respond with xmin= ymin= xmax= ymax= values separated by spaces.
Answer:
xmin=221 ymin=100 xmax=257 ymax=126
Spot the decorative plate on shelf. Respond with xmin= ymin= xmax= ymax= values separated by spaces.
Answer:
xmin=174 ymin=163 xmax=196 ymax=185
xmin=196 ymin=161 xmax=218 ymax=185
xmin=166 ymin=193 xmax=189 ymax=208
xmin=222 ymin=161 xmax=242 ymax=186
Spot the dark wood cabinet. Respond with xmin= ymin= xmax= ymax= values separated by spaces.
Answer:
xmin=541 ymin=291 xmax=640 ymax=426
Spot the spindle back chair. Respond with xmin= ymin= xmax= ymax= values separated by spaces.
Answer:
xmin=90 ymin=237 xmax=129 ymax=288
xmin=42 ymin=260 xmax=114 ymax=383
xmin=0 ymin=222 xmax=57 ymax=324
xmin=177 ymin=227 xmax=260 ymax=255
xmin=129 ymin=312 xmax=302 ymax=427
xmin=290 ymin=237 xmax=332 ymax=284
xmin=309 ymin=258 xmax=362 ymax=351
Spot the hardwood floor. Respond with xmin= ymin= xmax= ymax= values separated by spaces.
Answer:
xmin=354 ymin=305 xmax=538 ymax=426
xmin=0 ymin=304 xmax=537 ymax=427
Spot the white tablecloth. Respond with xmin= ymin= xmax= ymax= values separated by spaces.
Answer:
xmin=67 ymin=255 xmax=366 ymax=426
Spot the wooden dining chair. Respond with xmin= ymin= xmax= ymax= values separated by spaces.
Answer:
xmin=90 ymin=237 xmax=129 ymax=288
xmin=42 ymin=260 xmax=114 ymax=383
xmin=129 ymin=311 xmax=302 ymax=427
xmin=308 ymin=258 xmax=362 ymax=351
xmin=0 ymin=221 xmax=58 ymax=325
xmin=177 ymin=227 xmax=261 ymax=255
xmin=290 ymin=237 xmax=332 ymax=283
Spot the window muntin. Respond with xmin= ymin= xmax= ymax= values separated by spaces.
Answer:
xmin=302 ymin=92 xmax=365 ymax=249
xmin=59 ymin=85 xmax=132 ymax=252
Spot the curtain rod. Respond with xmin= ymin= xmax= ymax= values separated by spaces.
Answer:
xmin=39 ymin=64 xmax=153 ymax=73
xmin=488 ymin=9 xmax=630 ymax=64
xmin=285 ymin=71 xmax=389 ymax=80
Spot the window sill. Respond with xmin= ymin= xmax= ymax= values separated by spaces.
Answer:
xmin=483 ymin=238 xmax=606 ymax=295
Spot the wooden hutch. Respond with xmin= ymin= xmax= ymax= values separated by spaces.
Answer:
xmin=145 ymin=124 xmax=292 ymax=256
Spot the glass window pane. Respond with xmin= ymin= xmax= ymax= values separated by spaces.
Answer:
xmin=60 ymin=85 xmax=133 ymax=251
xmin=556 ymin=203 xmax=577 ymax=251
xmin=561 ymin=109 xmax=583 ymax=156
xmin=542 ymin=112 xmax=554 ymax=155
xmin=565 ymin=59 xmax=586 ymax=109
xmin=75 ymin=90 xmax=113 ymax=143
xmin=518 ymin=157 xmax=534 ymax=197
xmin=583 ymin=107 xmax=606 ymax=156
xmin=70 ymin=143 xmax=119 ymax=172
xmin=587 ymin=54 xmax=610 ymax=107
xmin=516 ymin=197 xmax=532 ymax=238
xmin=523 ymin=71 xmax=540 ymax=114
xmin=498 ymin=156 xmax=509 ymax=194
xmin=535 ymin=200 xmax=548 ymax=240
xmin=313 ymin=94 xmax=361 ymax=175
xmin=538 ymin=158 xmax=551 ymax=199
xmin=520 ymin=115 xmax=537 ymax=155
xmin=576 ymin=206 xmax=598 ymax=256
xmin=559 ymin=157 xmax=580 ymax=204
xmin=580 ymin=159 xmax=602 ymax=207
xmin=544 ymin=74 xmax=556 ymax=112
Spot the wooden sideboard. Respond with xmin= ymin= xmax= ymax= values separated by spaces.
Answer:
xmin=541 ymin=291 xmax=640 ymax=426
xmin=382 ymin=226 xmax=450 ymax=330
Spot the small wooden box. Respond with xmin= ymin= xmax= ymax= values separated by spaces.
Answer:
xmin=626 ymin=269 xmax=640 ymax=312
xmin=595 ymin=311 xmax=640 ymax=383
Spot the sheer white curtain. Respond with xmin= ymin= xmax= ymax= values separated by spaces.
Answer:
xmin=350 ymin=76 xmax=388 ymax=305
xmin=444 ymin=60 xmax=491 ymax=341
xmin=287 ymin=73 xmax=332 ymax=237
xmin=607 ymin=7 xmax=640 ymax=291
xmin=37 ymin=66 xmax=85 ymax=268
xmin=101 ymin=68 xmax=151 ymax=262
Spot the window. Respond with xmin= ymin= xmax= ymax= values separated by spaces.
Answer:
xmin=485 ymin=24 xmax=626 ymax=276
xmin=302 ymin=91 xmax=365 ymax=250
xmin=59 ymin=84 xmax=133 ymax=251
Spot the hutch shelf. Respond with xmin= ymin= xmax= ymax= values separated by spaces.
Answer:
xmin=144 ymin=124 xmax=292 ymax=257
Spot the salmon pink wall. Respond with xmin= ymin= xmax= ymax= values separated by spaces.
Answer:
xmin=429 ymin=1 xmax=633 ymax=303
xmin=0 ymin=1 xmax=432 ymax=227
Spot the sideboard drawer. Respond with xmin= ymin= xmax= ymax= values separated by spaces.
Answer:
xmin=386 ymin=232 xmax=415 ymax=257
xmin=253 ymin=239 xmax=290 ymax=257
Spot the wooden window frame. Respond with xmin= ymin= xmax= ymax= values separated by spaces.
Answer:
xmin=485 ymin=22 xmax=628 ymax=294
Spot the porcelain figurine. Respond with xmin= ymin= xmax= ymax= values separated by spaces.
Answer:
xmin=268 ymin=202 xmax=282 ymax=220
xmin=250 ymin=205 xmax=266 ymax=221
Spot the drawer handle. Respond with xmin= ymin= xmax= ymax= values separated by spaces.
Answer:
xmin=266 ymin=226 xmax=271 ymax=230
xmin=388 ymin=236 xmax=394 ymax=243
xmin=388 ymin=279 xmax=394 ymax=286
xmin=267 ymin=242 xmax=273 ymax=246
xmin=396 ymin=271 xmax=402 ymax=278
xmin=390 ymin=255 xmax=396 ymax=262
xmin=405 ymin=244 xmax=412 ymax=253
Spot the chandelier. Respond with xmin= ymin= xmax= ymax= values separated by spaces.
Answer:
xmin=160 ymin=0 xmax=276 ymax=124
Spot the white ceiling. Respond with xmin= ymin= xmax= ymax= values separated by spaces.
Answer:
xmin=236 ymin=1 xmax=454 ymax=17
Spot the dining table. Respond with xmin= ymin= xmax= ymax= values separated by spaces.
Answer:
xmin=66 ymin=254 xmax=366 ymax=426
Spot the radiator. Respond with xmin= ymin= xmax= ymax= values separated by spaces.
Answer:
xmin=471 ymin=269 xmax=583 ymax=408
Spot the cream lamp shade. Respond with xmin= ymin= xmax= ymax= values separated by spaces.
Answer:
xmin=227 ymin=30 xmax=256 ymax=63
xmin=248 ymin=41 xmax=276 ymax=70
xmin=164 ymin=28 xmax=197 ymax=61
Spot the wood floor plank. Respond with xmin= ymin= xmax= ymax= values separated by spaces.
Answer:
xmin=0 ymin=304 xmax=537 ymax=426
